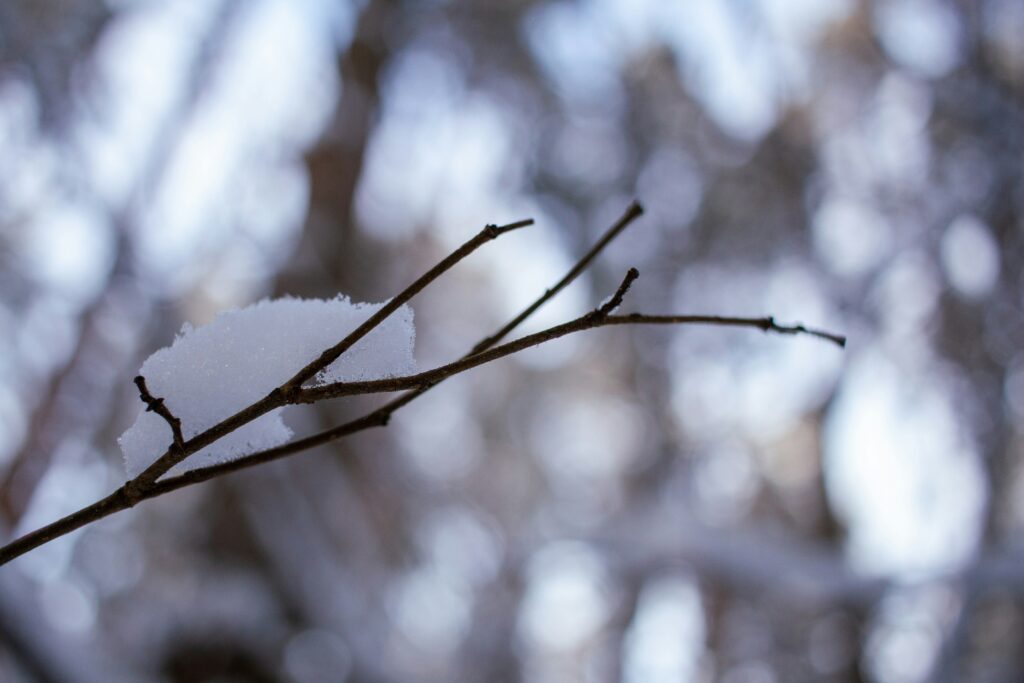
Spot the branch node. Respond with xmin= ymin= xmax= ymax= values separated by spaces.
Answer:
xmin=122 ymin=481 xmax=144 ymax=508
xmin=133 ymin=375 xmax=185 ymax=451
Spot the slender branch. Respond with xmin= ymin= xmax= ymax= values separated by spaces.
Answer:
xmin=297 ymin=307 xmax=843 ymax=404
xmin=0 ymin=490 xmax=133 ymax=566
xmin=468 ymin=201 xmax=644 ymax=354
xmin=281 ymin=218 xmax=534 ymax=392
xmin=595 ymin=266 xmax=639 ymax=316
xmin=126 ymin=217 xmax=533 ymax=492
xmin=133 ymin=375 xmax=185 ymax=451
xmin=615 ymin=313 xmax=847 ymax=348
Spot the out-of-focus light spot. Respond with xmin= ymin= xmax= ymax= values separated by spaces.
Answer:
xmin=756 ymin=0 xmax=853 ymax=43
xmin=872 ymin=252 xmax=940 ymax=344
xmin=523 ymin=1 xmax=623 ymax=104
xmin=670 ymin=263 xmax=842 ymax=439
xmin=18 ymin=296 xmax=78 ymax=379
xmin=23 ymin=204 xmax=114 ymax=305
xmin=636 ymin=149 xmax=703 ymax=233
xmin=813 ymin=195 xmax=891 ymax=278
xmin=661 ymin=0 xmax=777 ymax=141
xmin=0 ymin=78 xmax=53 ymax=221
xmin=388 ymin=566 xmax=471 ymax=659
xmin=231 ymin=0 xmax=338 ymax=149
xmin=356 ymin=49 xmax=465 ymax=240
xmin=623 ymin=574 xmax=706 ymax=683
xmin=519 ymin=542 xmax=612 ymax=652
xmin=474 ymin=211 xmax=584 ymax=357
xmin=395 ymin=381 xmax=483 ymax=482
xmin=864 ymin=584 xmax=955 ymax=683
xmin=940 ymin=214 xmax=1000 ymax=298
xmin=824 ymin=351 xmax=986 ymax=577
xmin=284 ymin=629 xmax=353 ymax=683
xmin=530 ymin=394 xmax=644 ymax=486
xmin=419 ymin=506 xmax=503 ymax=588
xmin=39 ymin=578 xmax=97 ymax=635
xmin=13 ymin=450 xmax=108 ymax=582
xmin=137 ymin=0 xmax=334 ymax=290
xmin=694 ymin=443 xmax=759 ymax=523
xmin=870 ymin=74 xmax=933 ymax=186
xmin=77 ymin=530 xmax=145 ymax=597
xmin=80 ymin=0 xmax=213 ymax=206
xmin=875 ymin=0 xmax=962 ymax=78
xmin=549 ymin=114 xmax=627 ymax=188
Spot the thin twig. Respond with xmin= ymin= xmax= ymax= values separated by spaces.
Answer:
xmin=469 ymin=201 xmax=644 ymax=354
xmin=596 ymin=267 xmax=639 ymax=316
xmin=133 ymin=375 xmax=185 ymax=451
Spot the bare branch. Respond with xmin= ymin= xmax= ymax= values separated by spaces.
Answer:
xmin=614 ymin=314 xmax=847 ymax=348
xmin=595 ymin=267 xmax=640 ymax=316
xmin=296 ymin=282 xmax=843 ymax=403
xmin=132 ymin=375 xmax=185 ymax=452
xmin=469 ymin=201 xmax=643 ymax=355
xmin=0 ymin=490 xmax=134 ymax=566
xmin=279 ymin=217 xmax=534 ymax=394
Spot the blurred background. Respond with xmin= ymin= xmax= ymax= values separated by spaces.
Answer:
xmin=0 ymin=0 xmax=1022 ymax=681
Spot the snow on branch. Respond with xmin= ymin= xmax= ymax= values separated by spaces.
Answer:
xmin=0 ymin=203 xmax=845 ymax=566
xmin=120 ymin=296 xmax=417 ymax=478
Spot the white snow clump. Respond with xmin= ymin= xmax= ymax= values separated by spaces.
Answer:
xmin=119 ymin=296 xmax=416 ymax=478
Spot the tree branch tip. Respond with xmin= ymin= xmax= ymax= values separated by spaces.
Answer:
xmin=765 ymin=317 xmax=846 ymax=348
xmin=485 ymin=218 xmax=534 ymax=238
xmin=598 ymin=268 xmax=640 ymax=316
xmin=628 ymin=199 xmax=644 ymax=216
xmin=133 ymin=374 xmax=185 ymax=447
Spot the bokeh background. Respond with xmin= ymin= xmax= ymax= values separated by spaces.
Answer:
xmin=1 ymin=0 xmax=1023 ymax=681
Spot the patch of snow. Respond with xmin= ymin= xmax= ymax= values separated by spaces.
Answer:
xmin=119 ymin=296 xmax=416 ymax=478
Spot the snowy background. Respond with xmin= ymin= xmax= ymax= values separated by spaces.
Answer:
xmin=1 ymin=0 xmax=1023 ymax=681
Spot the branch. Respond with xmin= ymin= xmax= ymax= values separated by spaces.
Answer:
xmin=126 ymin=217 xmax=534 ymax=492
xmin=132 ymin=375 xmax=185 ymax=452
xmin=468 ymin=201 xmax=644 ymax=354
xmin=296 ymin=288 xmax=843 ymax=403
xmin=0 ymin=203 xmax=847 ymax=567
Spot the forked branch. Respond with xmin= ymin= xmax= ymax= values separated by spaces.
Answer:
xmin=0 ymin=202 xmax=844 ymax=566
